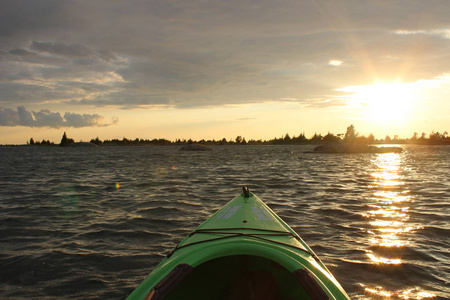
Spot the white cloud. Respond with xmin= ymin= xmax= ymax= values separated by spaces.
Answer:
xmin=329 ymin=60 xmax=343 ymax=66
xmin=395 ymin=29 xmax=450 ymax=39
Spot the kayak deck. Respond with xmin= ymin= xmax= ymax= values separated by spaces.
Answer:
xmin=127 ymin=188 xmax=350 ymax=300
xmin=160 ymin=255 xmax=326 ymax=300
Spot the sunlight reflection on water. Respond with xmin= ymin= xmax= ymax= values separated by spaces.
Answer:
xmin=359 ymin=283 xmax=437 ymax=299
xmin=362 ymin=153 xmax=435 ymax=299
xmin=366 ymin=153 xmax=411 ymax=249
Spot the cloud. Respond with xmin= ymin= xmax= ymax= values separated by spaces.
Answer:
xmin=0 ymin=40 xmax=125 ymax=107
xmin=0 ymin=0 xmax=70 ymax=37
xmin=329 ymin=60 xmax=343 ymax=66
xmin=0 ymin=106 xmax=118 ymax=128
xmin=30 ymin=41 xmax=91 ymax=57
xmin=1 ymin=0 xmax=450 ymax=111
xmin=29 ymin=41 xmax=117 ymax=62
xmin=395 ymin=29 xmax=450 ymax=40
xmin=8 ymin=48 xmax=34 ymax=56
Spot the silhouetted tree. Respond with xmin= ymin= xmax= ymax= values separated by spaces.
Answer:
xmin=284 ymin=133 xmax=291 ymax=143
xmin=90 ymin=137 xmax=102 ymax=145
xmin=428 ymin=132 xmax=447 ymax=144
xmin=385 ymin=135 xmax=391 ymax=143
xmin=60 ymin=132 xmax=74 ymax=146
xmin=310 ymin=133 xmax=323 ymax=143
xmin=322 ymin=132 xmax=341 ymax=143
xmin=61 ymin=132 xmax=68 ymax=145
xmin=292 ymin=133 xmax=307 ymax=143
xmin=344 ymin=125 xmax=357 ymax=143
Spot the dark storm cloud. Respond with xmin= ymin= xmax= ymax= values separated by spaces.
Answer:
xmin=0 ymin=106 xmax=118 ymax=128
xmin=1 ymin=0 xmax=449 ymax=110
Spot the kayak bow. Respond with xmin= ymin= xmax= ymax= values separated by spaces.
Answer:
xmin=128 ymin=187 xmax=350 ymax=300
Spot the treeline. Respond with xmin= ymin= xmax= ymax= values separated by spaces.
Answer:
xmin=83 ymin=126 xmax=450 ymax=146
xmin=28 ymin=131 xmax=74 ymax=146
xmin=27 ymin=126 xmax=450 ymax=146
xmin=28 ymin=138 xmax=55 ymax=146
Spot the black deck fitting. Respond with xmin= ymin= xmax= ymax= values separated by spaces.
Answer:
xmin=243 ymin=186 xmax=250 ymax=198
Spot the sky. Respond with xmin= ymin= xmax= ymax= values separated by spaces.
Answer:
xmin=1 ymin=0 xmax=449 ymax=144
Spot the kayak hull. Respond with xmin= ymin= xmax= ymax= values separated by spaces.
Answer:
xmin=127 ymin=189 xmax=350 ymax=300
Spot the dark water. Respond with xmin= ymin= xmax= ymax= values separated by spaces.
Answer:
xmin=1 ymin=145 xmax=449 ymax=299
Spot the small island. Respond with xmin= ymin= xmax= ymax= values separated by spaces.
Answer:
xmin=312 ymin=125 xmax=403 ymax=153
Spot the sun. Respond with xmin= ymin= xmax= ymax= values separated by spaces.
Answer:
xmin=341 ymin=82 xmax=417 ymax=122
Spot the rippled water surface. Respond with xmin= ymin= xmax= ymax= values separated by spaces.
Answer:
xmin=1 ymin=145 xmax=449 ymax=299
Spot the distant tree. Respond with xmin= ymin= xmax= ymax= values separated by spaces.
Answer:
xmin=284 ymin=133 xmax=291 ymax=143
xmin=60 ymin=132 xmax=74 ymax=146
xmin=322 ymin=132 xmax=341 ymax=144
xmin=235 ymin=136 xmax=243 ymax=144
xmin=344 ymin=125 xmax=357 ymax=143
xmin=30 ymin=138 xmax=35 ymax=145
xmin=293 ymin=133 xmax=307 ymax=143
xmin=60 ymin=132 xmax=68 ymax=146
xmin=385 ymin=135 xmax=391 ymax=143
xmin=429 ymin=132 xmax=445 ymax=144
xmin=90 ymin=137 xmax=102 ymax=145
xmin=310 ymin=133 xmax=323 ymax=143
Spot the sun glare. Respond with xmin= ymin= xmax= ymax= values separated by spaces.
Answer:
xmin=341 ymin=82 xmax=417 ymax=122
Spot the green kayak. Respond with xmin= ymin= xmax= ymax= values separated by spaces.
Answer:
xmin=127 ymin=188 xmax=350 ymax=300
